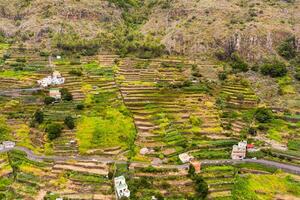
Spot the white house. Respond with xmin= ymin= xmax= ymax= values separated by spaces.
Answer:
xmin=231 ymin=140 xmax=247 ymax=160
xmin=37 ymin=71 xmax=65 ymax=88
xmin=3 ymin=141 xmax=15 ymax=149
xmin=114 ymin=176 xmax=130 ymax=199
xmin=179 ymin=153 xmax=194 ymax=163
xmin=49 ymin=88 xmax=61 ymax=100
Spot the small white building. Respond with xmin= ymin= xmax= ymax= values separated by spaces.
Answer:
xmin=3 ymin=141 xmax=15 ymax=149
xmin=114 ymin=176 xmax=130 ymax=199
xmin=179 ymin=153 xmax=194 ymax=163
xmin=49 ymin=88 xmax=61 ymax=100
xmin=231 ymin=140 xmax=247 ymax=160
xmin=0 ymin=144 xmax=4 ymax=151
xmin=37 ymin=71 xmax=65 ymax=88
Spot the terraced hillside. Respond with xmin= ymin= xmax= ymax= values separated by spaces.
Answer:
xmin=0 ymin=44 xmax=300 ymax=200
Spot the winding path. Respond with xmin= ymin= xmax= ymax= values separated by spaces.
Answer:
xmin=1 ymin=146 xmax=300 ymax=175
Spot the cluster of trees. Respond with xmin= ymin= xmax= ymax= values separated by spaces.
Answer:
xmin=32 ymin=109 xmax=75 ymax=140
xmin=53 ymin=33 xmax=100 ymax=56
xmin=255 ymin=108 xmax=273 ymax=123
xmin=98 ymin=26 xmax=165 ymax=58
xmin=260 ymin=59 xmax=287 ymax=77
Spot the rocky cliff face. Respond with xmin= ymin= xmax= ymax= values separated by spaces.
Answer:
xmin=0 ymin=0 xmax=299 ymax=59
xmin=0 ymin=0 xmax=122 ymax=44
xmin=141 ymin=0 xmax=300 ymax=59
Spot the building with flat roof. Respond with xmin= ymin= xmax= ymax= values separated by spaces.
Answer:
xmin=231 ymin=141 xmax=247 ymax=160
xmin=49 ymin=88 xmax=61 ymax=100
xmin=114 ymin=176 xmax=130 ymax=199
xmin=179 ymin=153 xmax=194 ymax=163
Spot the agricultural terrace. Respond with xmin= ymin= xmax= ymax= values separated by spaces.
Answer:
xmin=0 ymin=45 xmax=299 ymax=199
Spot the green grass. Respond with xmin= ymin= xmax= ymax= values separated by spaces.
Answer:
xmin=235 ymin=163 xmax=277 ymax=173
xmin=0 ymin=115 xmax=11 ymax=142
xmin=0 ymin=70 xmax=33 ymax=79
xmin=232 ymin=173 xmax=300 ymax=199
xmin=76 ymin=108 xmax=136 ymax=153
xmin=277 ymin=75 xmax=296 ymax=94
xmin=66 ymin=171 xmax=106 ymax=183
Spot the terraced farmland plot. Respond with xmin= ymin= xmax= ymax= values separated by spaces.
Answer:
xmin=220 ymin=79 xmax=259 ymax=109
xmin=127 ymin=164 xmax=196 ymax=199
xmin=115 ymin=59 xmax=237 ymax=163
xmin=46 ymin=160 xmax=114 ymax=200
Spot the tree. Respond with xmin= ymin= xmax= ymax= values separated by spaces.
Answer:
xmin=46 ymin=123 xmax=62 ymax=140
xmin=76 ymin=104 xmax=84 ymax=110
xmin=188 ymin=164 xmax=195 ymax=177
xmin=218 ymin=72 xmax=227 ymax=80
xmin=255 ymin=108 xmax=273 ymax=123
xmin=230 ymin=53 xmax=249 ymax=72
xmin=44 ymin=96 xmax=56 ymax=105
xmin=60 ymin=88 xmax=73 ymax=101
xmin=33 ymin=110 xmax=44 ymax=124
xmin=64 ymin=116 xmax=75 ymax=129
xmin=277 ymin=36 xmax=297 ymax=60
xmin=260 ymin=59 xmax=287 ymax=77
xmin=194 ymin=175 xmax=208 ymax=199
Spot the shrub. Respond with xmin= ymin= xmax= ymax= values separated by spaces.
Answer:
xmin=44 ymin=96 xmax=56 ymax=105
xmin=60 ymin=88 xmax=73 ymax=101
xmin=76 ymin=104 xmax=85 ymax=110
xmin=248 ymin=127 xmax=257 ymax=136
xmin=16 ymin=58 xmax=26 ymax=63
xmin=230 ymin=53 xmax=249 ymax=72
xmin=39 ymin=51 xmax=50 ymax=57
xmin=188 ymin=164 xmax=195 ymax=176
xmin=33 ymin=110 xmax=44 ymax=124
xmin=260 ymin=59 xmax=287 ymax=77
xmin=3 ymin=53 xmax=11 ymax=60
xmin=194 ymin=175 xmax=209 ymax=199
xmin=295 ymin=70 xmax=300 ymax=80
xmin=68 ymin=69 xmax=83 ymax=76
xmin=277 ymin=36 xmax=297 ymax=60
xmin=218 ymin=72 xmax=227 ymax=80
xmin=46 ymin=123 xmax=62 ymax=140
xmin=255 ymin=108 xmax=273 ymax=123
xmin=64 ymin=116 xmax=75 ymax=129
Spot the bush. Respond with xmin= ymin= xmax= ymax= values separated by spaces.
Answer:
xmin=218 ymin=72 xmax=227 ymax=80
xmin=39 ymin=51 xmax=50 ymax=57
xmin=64 ymin=116 xmax=75 ymax=129
xmin=60 ymin=88 xmax=73 ymax=101
xmin=295 ymin=71 xmax=300 ymax=80
xmin=76 ymin=104 xmax=85 ymax=110
xmin=255 ymin=108 xmax=273 ymax=123
xmin=33 ymin=110 xmax=44 ymax=124
xmin=46 ymin=123 xmax=62 ymax=140
xmin=230 ymin=53 xmax=249 ymax=72
xmin=16 ymin=58 xmax=26 ymax=63
xmin=277 ymin=36 xmax=297 ymax=60
xmin=248 ymin=127 xmax=257 ymax=136
xmin=68 ymin=69 xmax=83 ymax=76
xmin=260 ymin=59 xmax=287 ymax=77
xmin=44 ymin=96 xmax=56 ymax=105
xmin=194 ymin=175 xmax=208 ymax=199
